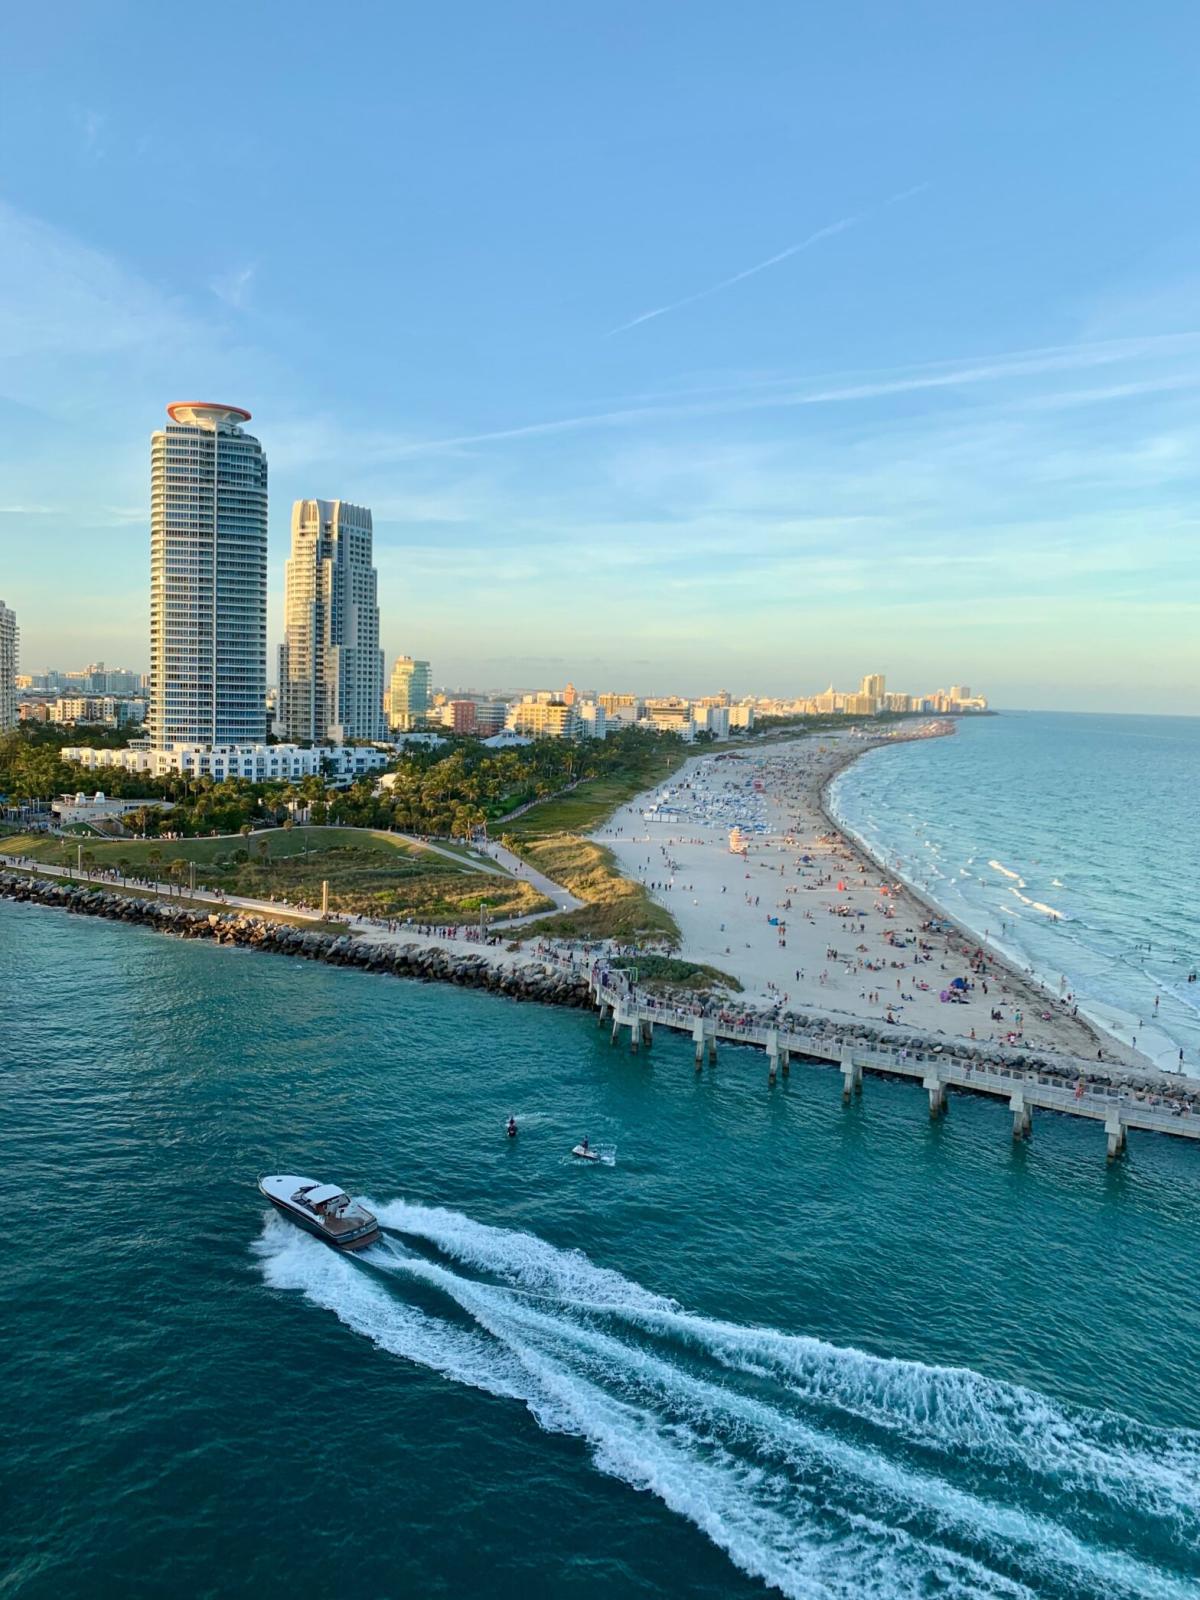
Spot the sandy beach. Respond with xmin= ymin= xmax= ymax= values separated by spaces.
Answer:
xmin=597 ymin=730 xmax=1152 ymax=1069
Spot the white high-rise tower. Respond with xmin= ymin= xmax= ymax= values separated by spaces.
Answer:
xmin=0 ymin=599 xmax=17 ymax=732
xmin=279 ymin=499 xmax=384 ymax=743
xmin=149 ymin=403 xmax=268 ymax=749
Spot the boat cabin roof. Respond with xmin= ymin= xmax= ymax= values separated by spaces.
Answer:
xmin=301 ymin=1183 xmax=347 ymax=1206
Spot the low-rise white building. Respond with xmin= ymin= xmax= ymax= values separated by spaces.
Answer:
xmin=61 ymin=742 xmax=391 ymax=781
xmin=692 ymin=704 xmax=730 ymax=738
xmin=52 ymin=791 xmax=176 ymax=826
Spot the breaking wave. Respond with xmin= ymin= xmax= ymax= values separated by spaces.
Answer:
xmin=989 ymin=860 xmax=1026 ymax=886
xmin=254 ymin=1202 xmax=1200 ymax=1600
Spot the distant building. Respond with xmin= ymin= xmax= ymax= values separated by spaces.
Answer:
xmin=46 ymin=696 xmax=147 ymax=727
xmin=62 ymin=742 xmax=389 ymax=781
xmin=692 ymin=704 xmax=730 ymax=738
xmin=474 ymin=701 xmax=509 ymax=737
xmin=0 ymin=600 xmax=17 ymax=732
xmin=643 ymin=700 xmax=696 ymax=741
xmin=728 ymin=704 xmax=756 ymax=730
xmin=149 ymin=402 xmax=268 ymax=749
xmin=575 ymin=701 xmax=608 ymax=739
xmin=860 ymin=673 xmax=886 ymax=705
xmin=387 ymin=656 xmax=432 ymax=732
xmin=506 ymin=697 xmax=580 ymax=739
xmin=597 ymin=693 xmax=643 ymax=727
xmin=448 ymin=700 xmax=478 ymax=735
xmin=279 ymin=498 xmax=384 ymax=743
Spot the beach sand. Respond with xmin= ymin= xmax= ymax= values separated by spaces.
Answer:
xmin=597 ymin=731 xmax=1151 ymax=1069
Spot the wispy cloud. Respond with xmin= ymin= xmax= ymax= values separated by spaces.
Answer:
xmin=606 ymin=183 xmax=931 ymax=336
xmin=379 ymin=332 xmax=1200 ymax=458
xmin=210 ymin=263 xmax=256 ymax=310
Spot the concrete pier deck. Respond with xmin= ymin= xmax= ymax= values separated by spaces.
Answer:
xmin=592 ymin=975 xmax=1199 ymax=1159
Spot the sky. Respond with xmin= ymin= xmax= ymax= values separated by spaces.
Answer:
xmin=2 ymin=2 xmax=1199 ymax=712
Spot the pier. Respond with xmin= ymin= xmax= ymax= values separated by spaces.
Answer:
xmin=592 ymin=975 xmax=1199 ymax=1160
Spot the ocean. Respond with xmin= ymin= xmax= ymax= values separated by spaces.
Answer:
xmin=3 ymin=897 xmax=1199 ymax=1599
xmin=828 ymin=711 xmax=1200 ymax=1073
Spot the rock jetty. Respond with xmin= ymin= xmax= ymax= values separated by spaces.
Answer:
xmin=0 ymin=873 xmax=592 ymax=1009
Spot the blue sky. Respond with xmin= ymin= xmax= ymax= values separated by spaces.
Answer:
xmin=2 ymin=2 xmax=1199 ymax=710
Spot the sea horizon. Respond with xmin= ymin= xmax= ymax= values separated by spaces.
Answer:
xmin=828 ymin=710 xmax=1200 ymax=1073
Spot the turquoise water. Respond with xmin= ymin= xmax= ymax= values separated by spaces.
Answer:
xmin=829 ymin=712 xmax=1200 ymax=1072
xmin=3 ymin=899 xmax=1200 ymax=1599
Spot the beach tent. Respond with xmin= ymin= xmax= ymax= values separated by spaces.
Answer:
xmin=949 ymin=976 xmax=968 ymax=990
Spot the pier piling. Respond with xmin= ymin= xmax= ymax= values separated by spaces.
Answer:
xmin=581 ymin=982 xmax=1196 ymax=1164
xmin=1106 ymin=1114 xmax=1127 ymax=1161
xmin=1010 ymin=1094 xmax=1032 ymax=1141
xmin=924 ymin=1070 xmax=947 ymax=1119
xmin=840 ymin=1052 xmax=862 ymax=1103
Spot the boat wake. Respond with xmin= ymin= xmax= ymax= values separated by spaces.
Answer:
xmin=253 ymin=1203 xmax=1200 ymax=1600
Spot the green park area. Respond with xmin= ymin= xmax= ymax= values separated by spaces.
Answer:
xmin=500 ymin=739 xmax=689 ymax=949
xmin=1 ymin=827 xmax=549 ymax=924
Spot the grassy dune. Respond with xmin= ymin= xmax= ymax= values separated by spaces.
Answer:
xmin=1 ymin=827 xmax=547 ymax=924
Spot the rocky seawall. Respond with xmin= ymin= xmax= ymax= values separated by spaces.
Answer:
xmin=0 ymin=873 xmax=593 ymax=1009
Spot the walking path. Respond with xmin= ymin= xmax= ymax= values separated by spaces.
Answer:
xmin=0 ymin=851 xmax=579 ymax=965
xmin=475 ymin=839 xmax=584 ymax=914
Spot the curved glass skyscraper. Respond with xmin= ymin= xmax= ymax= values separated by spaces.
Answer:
xmin=149 ymin=402 xmax=268 ymax=749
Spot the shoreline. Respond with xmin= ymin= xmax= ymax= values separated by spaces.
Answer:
xmin=7 ymin=866 xmax=1194 ymax=1107
xmin=596 ymin=727 xmax=1161 ymax=1073
xmin=818 ymin=739 xmax=1178 ymax=1074
xmin=0 ymin=871 xmax=595 ymax=1009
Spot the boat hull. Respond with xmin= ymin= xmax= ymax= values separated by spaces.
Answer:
xmin=261 ymin=1190 xmax=381 ymax=1251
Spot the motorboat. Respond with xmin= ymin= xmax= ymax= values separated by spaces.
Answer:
xmin=258 ymin=1174 xmax=380 ymax=1251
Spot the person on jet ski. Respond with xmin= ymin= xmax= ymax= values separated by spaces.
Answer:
xmin=507 ymin=1116 xmax=518 ymax=1137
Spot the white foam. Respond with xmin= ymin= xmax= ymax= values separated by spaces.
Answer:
xmin=255 ymin=1206 xmax=1200 ymax=1599
xmin=989 ymin=860 xmax=1026 ymax=886
xmin=378 ymin=1201 xmax=1200 ymax=1538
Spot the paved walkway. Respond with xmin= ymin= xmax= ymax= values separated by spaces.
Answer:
xmin=0 ymin=846 xmax=582 ymax=945
xmin=474 ymin=839 xmax=584 ymax=914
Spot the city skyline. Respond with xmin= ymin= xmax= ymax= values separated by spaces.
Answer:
xmin=3 ymin=6 xmax=1199 ymax=713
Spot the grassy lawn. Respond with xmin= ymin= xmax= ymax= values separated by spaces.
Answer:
xmin=504 ymin=744 xmax=689 ymax=840
xmin=1 ymin=828 xmax=548 ymax=924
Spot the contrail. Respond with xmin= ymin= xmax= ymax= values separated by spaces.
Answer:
xmin=606 ymin=184 xmax=930 ymax=337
